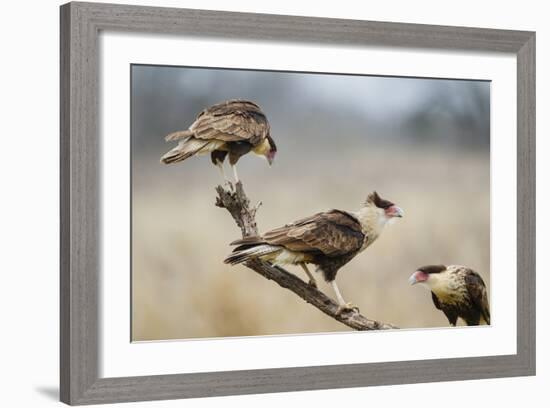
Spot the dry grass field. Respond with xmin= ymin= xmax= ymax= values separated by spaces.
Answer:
xmin=131 ymin=146 xmax=489 ymax=341
xmin=131 ymin=65 xmax=490 ymax=341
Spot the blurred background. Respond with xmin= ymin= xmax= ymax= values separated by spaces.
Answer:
xmin=131 ymin=65 xmax=490 ymax=341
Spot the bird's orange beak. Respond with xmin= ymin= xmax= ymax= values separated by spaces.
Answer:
xmin=409 ymin=271 xmax=428 ymax=285
xmin=385 ymin=205 xmax=404 ymax=218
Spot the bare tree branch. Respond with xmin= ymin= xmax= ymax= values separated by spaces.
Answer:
xmin=216 ymin=182 xmax=398 ymax=331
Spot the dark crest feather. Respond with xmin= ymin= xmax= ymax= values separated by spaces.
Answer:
xmin=418 ymin=264 xmax=447 ymax=274
xmin=266 ymin=134 xmax=277 ymax=152
xmin=365 ymin=191 xmax=394 ymax=209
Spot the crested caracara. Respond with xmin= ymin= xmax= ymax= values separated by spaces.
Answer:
xmin=409 ymin=264 xmax=490 ymax=326
xmin=224 ymin=192 xmax=403 ymax=313
xmin=161 ymin=99 xmax=276 ymax=183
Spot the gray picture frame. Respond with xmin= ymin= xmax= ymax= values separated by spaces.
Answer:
xmin=60 ymin=2 xmax=536 ymax=405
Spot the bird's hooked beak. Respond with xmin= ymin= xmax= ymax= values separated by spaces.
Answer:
xmin=267 ymin=156 xmax=274 ymax=166
xmin=408 ymin=271 xmax=428 ymax=285
xmin=385 ymin=205 xmax=404 ymax=218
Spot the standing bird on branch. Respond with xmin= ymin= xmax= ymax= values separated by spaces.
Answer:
xmin=160 ymin=99 xmax=276 ymax=183
xmin=408 ymin=264 xmax=490 ymax=326
xmin=224 ymin=192 xmax=404 ymax=313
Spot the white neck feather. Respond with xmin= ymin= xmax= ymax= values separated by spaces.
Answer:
xmin=354 ymin=205 xmax=388 ymax=248
xmin=421 ymin=270 xmax=461 ymax=300
xmin=252 ymin=138 xmax=270 ymax=156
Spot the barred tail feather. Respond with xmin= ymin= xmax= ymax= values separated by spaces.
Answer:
xmin=230 ymin=236 xmax=265 ymax=246
xmin=160 ymin=148 xmax=194 ymax=164
xmin=160 ymin=138 xmax=209 ymax=164
xmin=224 ymin=244 xmax=281 ymax=265
xmin=165 ymin=129 xmax=194 ymax=142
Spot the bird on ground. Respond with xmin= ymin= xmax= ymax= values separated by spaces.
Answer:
xmin=160 ymin=99 xmax=276 ymax=183
xmin=408 ymin=264 xmax=490 ymax=326
xmin=224 ymin=192 xmax=403 ymax=313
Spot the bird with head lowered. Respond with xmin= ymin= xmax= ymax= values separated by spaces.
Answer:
xmin=161 ymin=99 xmax=276 ymax=183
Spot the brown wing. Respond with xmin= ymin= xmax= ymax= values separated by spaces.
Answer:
xmin=188 ymin=99 xmax=270 ymax=146
xmin=262 ymin=210 xmax=365 ymax=256
xmin=464 ymin=270 xmax=491 ymax=324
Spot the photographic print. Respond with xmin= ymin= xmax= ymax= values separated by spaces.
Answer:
xmin=131 ymin=65 xmax=490 ymax=341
